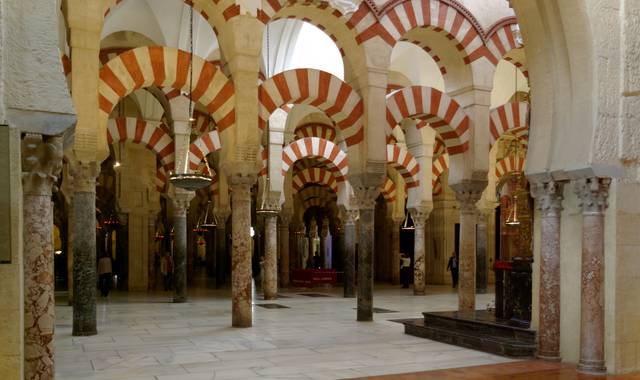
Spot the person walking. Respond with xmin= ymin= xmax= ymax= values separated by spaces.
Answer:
xmin=98 ymin=254 xmax=113 ymax=297
xmin=447 ymin=251 xmax=459 ymax=288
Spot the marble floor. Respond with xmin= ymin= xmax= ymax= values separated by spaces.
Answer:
xmin=55 ymin=282 xmax=511 ymax=380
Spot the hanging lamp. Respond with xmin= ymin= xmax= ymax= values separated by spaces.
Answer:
xmin=170 ymin=4 xmax=212 ymax=191
xmin=200 ymin=201 xmax=218 ymax=228
xmin=506 ymin=195 xmax=521 ymax=226
xmin=401 ymin=209 xmax=415 ymax=231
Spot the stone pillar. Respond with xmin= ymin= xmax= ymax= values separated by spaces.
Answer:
xmin=476 ymin=210 xmax=490 ymax=294
xmin=21 ymin=134 xmax=62 ymax=379
xmin=215 ymin=209 xmax=230 ymax=288
xmin=66 ymin=200 xmax=74 ymax=305
xmin=171 ymin=190 xmax=193 ymax=303
xmin=532 ymin=180 xmax=564 ymax=362
xmin=263 ymin=213 xmax=279 ymax=300
xmin=390 ymin=218 xmax=402 ymax=285
xmin=279 ymin=212 xmax=291 ymax=288
xmin=70 ymin=161 xmax=100 ymax=336
xmin=229 ymin=175 xmax=254 ymax=327
xmin=410 ymin=207 xmax=432 ymax=295
xmin=148 ymin=213 xmax=157 ymax=290
xmin=342 ymin=209 xmax=358 ymax=298
xmin=451 ymin=182 xmax=485 ymax=312
xmin=354 ymin=187 xmax=380 ymax=321
xmin=575 ymin=177 xmax=610 ymax=374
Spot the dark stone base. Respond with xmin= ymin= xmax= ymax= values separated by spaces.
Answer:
xmin=400 ymin=310 xmax=536 ymax=358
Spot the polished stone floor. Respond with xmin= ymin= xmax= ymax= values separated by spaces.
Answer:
xmin=54 ymin=280 xmax=509 ymax=380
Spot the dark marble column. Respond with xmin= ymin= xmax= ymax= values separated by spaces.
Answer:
xmin=263 ymin=213 xmax=278 ymax=300
xmin=279 ymin=212 xmax=291 ymax=288
xmin=390 ymin=218 xmax=402 ymax=285
xmin=354 ymin=187 xmax=380 ymax=322
xmin=229 ymin=175 xmax=254 ymax=327
xmin=575 ymin=177 xmax=610 ymax=374
xmin=70 ymin=161 xmax=100 ymax=336
xmin=342 ymin=208 xmax=358 ymax=298
xmin=410 ymin=207 xmax=431 ymax=295
xmin=22 ymin=134 xmax=63 ymax=379
xmin=451 ymin=181 xmax=485 ymax=312
xmin=531 ymin=180 xmax=564 ymax=361
xmin=476 ymin=210 xmax=489 ymax=294
xmin=171 ymin=191 xmax=193 ymax=303
xmin=215 ymin=209 xmax=230 ymax=288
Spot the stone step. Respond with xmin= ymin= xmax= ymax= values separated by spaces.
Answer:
xmin=422 ymin=311 xmax=536 ymax=343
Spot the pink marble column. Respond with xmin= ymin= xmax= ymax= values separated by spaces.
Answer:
xmin=390 ymin=218 xmax=402 ymax=285
xmin=263 ymin=213 xmax=278 ymax=300
xmin=171 ymin=191 xmax=193 ymax=303
xmin=230 ymin=175 xmax=254 ymax=327
xmin=532 ymin=180 xmax=564 ymax=361
xmin=452 ymin=182 xmax=485 ymax=312
xmin=575 ymin=177 xmax=610 ymax=374
xmin=410 ymin=207 xmax=431 ymax=295
xmin=279 ymin=212 xmax=291 ymax=288
xmin=21 ymin=134 xmax=63 ymax=380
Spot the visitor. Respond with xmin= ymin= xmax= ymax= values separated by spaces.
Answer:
xmin=400 ymin=253 xmax=411 ymax=288
xmin=161 ymin=253 xmax=173 ymax=291
xmin=97 ymin=254 xmax=113 ymax=298
xmin=447 ymin=251 xmax=459 ymax=289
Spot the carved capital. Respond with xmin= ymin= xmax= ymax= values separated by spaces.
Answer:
xmin=68 ymin=160 xmax=100 ymax=193
xmin=451 ymin=181 xmax=486 ymax=214
xmin=21 ymin=134 xmax=63 ymax=196
xmin=410 ymin=204 xmax=433 ymax=226
xmin=574 ymin=177 xmax=611 ymax=215
xmin=341 ymin=208 xmax=359 ymax=226
xmin=351 ymin=186 xmax=380 ymax=210
xmin=531 ymin=180 xmax=565 ymax=217
xmin=279 ymin=208 xmax=293 ymax=225
xmin=170 ymin=190 xmax=194 ymax=217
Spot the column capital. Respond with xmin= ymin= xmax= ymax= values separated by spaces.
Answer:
xmin=574 ymin=177 xmax=611 ymax=215
xmin=170 ymin=189 xmax=195 ymax=217
xmin=68 ymin=160 xmax=100 ymax=193
xmin=351 ymin=186 xmax=380 ymax=211
xmin=410 ymin=203 xmax=433 ymax=225
xmin=451 ymin=180 xmax=486 ymax=214
xmin=279 ymin=208 xmax=293 ymax=225
xmin=532 ymin=180 xmax=565 ymax=217
xmin=341 ymin=208 xmax=359 ymax=226
xmin=21 ymin=134 xmax=63 ymax=196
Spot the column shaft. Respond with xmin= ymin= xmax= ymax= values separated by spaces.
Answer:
xmin=279 ymin=219 xmax=290 ymax=288
xmin=476 ymin=213 xmax=488 ymax=294
xmin=342 ymin=210 xmax=357 ymax=298
xmin=358 ymin=207 xmax=375 ymax=321
xmin=231 ymin=181 xmax=253 ymax=327
xmin=172 ymin=212 xmax=187 ymax=303
xmin=390 ymin=221 xmax=401 ymax=285
xmin=264 ymin=214 xmax=278 ymax=300
xmin=215 ymin=213 xmax=228 ymax=288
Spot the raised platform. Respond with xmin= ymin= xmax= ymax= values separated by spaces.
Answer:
xmin=398 ymin=310 xmax=536 ymax=358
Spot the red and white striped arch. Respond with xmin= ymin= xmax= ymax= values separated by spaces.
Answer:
xmin=486 ymin=22 xmax=522 ymax=65
xmin=387 ymin=144 xmax=420 ymax=188
xmin=99 ymin=46 xmax=235 ymax=132
xmin=432 ymin=153 xmax=448 ymax=184
xmin=495 ymin=155 xmax=525 ymax=180
xmin=188 ymin=130 xmax=222 ymax=171
xmin=192 ymin=110 xmax=216 ymax=136
xmin=259 ymin=69 xmax=364 ymax=146
xmin=387 ymin=86 xmax=470 ymax=155
xmin=107 ymin=117 xmax=175 ymax=170
xmin=489 ymin=102 xmax=529 ymax=145
xmin=294 ymin=123 xmax=337 ymax=142
xmin=156 ymin=166 xmax=167 ymax=193
xmin=282 ymin=137 xmax=348 ymax=181
xmin=292 ymin=168 xmax=338 ymax=194
xmin=433 ymin=177 xmax=443 ymax=196
xmin=434 ymin=135 xmax=447 ymax=157
xmin=399 ymin=39 xmax=447 ymax=75
xmin=258 ymin=146 xmax=268 ymax=177
xmin=381 ymin=177 xmax=397 ymax=203
xmin=298 ymin=186 xmax=337 ymax=202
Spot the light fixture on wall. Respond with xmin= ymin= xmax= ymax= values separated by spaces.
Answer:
xmin=401 ymin=210 xmax=415 ymax=231
xmin=506 ymin=195 xmax=520 ymax=226
xmin=169 ymin=4 xmax=211 ymax=191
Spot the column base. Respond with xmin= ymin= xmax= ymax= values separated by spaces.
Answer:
xmin=577 ymin=360 xmax=606 ymax=374
xmin=264 ymin=295 xmax=277 ymax=300
xmin=343 ymin=294 xmax=356 ymax=298
xmin=536 ymin=352 xmax=561 ymax=362
xmin=72 ymin=328 xmax=97 ymax=337
xmin=476 ymin=288 xmax=487 ymax=294
xmin=413 ymin=290 xmax=425 ymax=296
xmin=173 ymin=296 xmax=187 ymax=303
xmin=232 ymin=320 xmax=252 ymax=328
xmin=357 ymin=314 xmax=373 ymax=322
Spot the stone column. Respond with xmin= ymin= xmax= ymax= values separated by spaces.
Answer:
xmin=171 ymin=190 xmax=193 ymax=303
xmin=410 ymin=207 xmax=432 ymax=295
xmin=476 ymin=210 xmax=490 ymax=294
xmin=66 ymin=200 xmax=74 ymax=305
xmin=390 ymin=217 xmax=402 ymax=285
xmin=279 ymin=212 xmax=291 ymax=288
xmin=354 ymin=187 xmax=380 ymax=321
xmin=70 ymin=161 xmax=100 ymax=336
xmin=532 ymin=180 xmax=564 ymax=362
xmin=575 ymin=177 xmax=610 ymax=374
xmin=215 ymin=209 xmax=230 ymax=288
xmin=342 ymin=209 xmax=358 ymax=298
xmin=148 ymin=213 xmax=157 ymax=290
xmin=21 ymin=134 xmax=62 ymax=379
xmin=229 ymin=175 xmax=254 ymax=327
xmin=451 ymin=182 xmax=485 ymax=312
xmin=263 ymin=213 xmax=279 ymax=300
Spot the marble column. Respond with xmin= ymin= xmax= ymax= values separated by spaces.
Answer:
xmin=215 ymin=209 xmax=230 ymax=288
xmin=279 ymin=213 xmax=291 ymax=288
xmin=342 ymin=209 xmax=358 ymax=298
xmin=70 ymin=161 xmax=100 ymax=336
xmin=22 ymin=134 xmax=62 ymax=380
xmin=263 ymin=213 xmax=278 ymax=300
xmin=171 ymin=191 xmax=193 ymax=303
xmin=66 ymin=200 xmax=74 ymax=305
xmin=476 ymin=210 xmax=489 ymax=294
xmin=354 ymin=187 xmax=379 ymax=322
xmin=390 ymin=218 xmax=402 ymax=285
xmin=148 ymin=213 xmax=157 ymax=290
xmin=451 ymin=182 xmax=485 ymax=312
xmin=230 ymin=175 xmax=254 ymax=327
xmin=575 ymin=177 xmax=610 ymax=374
xmin=532 ymin=180 xmax=564 ymax=361
xmin=410 ymin=207 xmax=431 ymax=296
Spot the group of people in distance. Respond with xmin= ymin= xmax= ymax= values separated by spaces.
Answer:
xmin=399 ymin=251 xmax=458 ymax=289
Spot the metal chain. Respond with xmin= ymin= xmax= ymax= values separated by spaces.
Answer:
xmin=188 ymin=4 xmax=194 ymax=120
